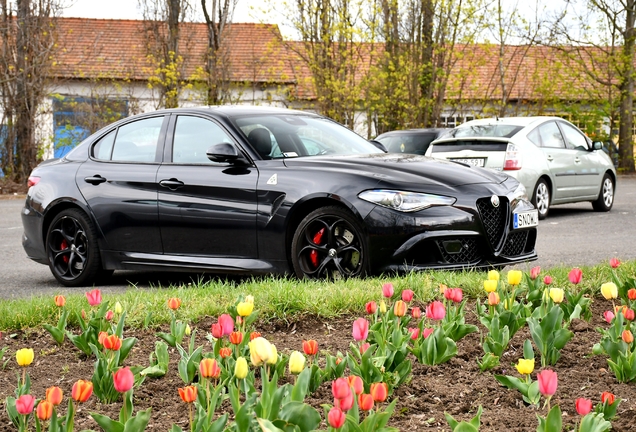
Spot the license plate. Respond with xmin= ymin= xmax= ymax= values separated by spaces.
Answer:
xmin=513 ymin=210 xmax=539 ymax=229
xmin=450 ymin=158 xmax=486 ymax=167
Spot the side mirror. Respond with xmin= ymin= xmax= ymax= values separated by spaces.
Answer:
xmin=369 ymin=140 xmax=387 ymax=153
xmin=206 ymin=143 xmax=241 ymax=163
xmin=592 ymin=141 xmax=603 ymax=151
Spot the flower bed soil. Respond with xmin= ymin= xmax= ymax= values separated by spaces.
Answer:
xmin=1 ymin=299 xmax=635 ymax=432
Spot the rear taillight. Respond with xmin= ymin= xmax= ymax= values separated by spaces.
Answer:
xmin=27 ymin=176 xmax=40 ymax=188
xmin=503 ymin=143 xmax=522 ymax=170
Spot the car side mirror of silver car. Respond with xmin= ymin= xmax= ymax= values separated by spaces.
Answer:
xmin=207 ymin=143 xmax=241 ymax=163
xmin=592 ymin=141 xmax=603 ymax=151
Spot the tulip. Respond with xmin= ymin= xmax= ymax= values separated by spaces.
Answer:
xmin=379 ymin=300 xmax=387 ymax=313
xmin=236 ymin=301 xmax=254 ymax=317
xmin=249 ymin=337 xmax=272 ymax=366
xmin=401 ymin=289 xmax=414 ymax=302
xmin=218 ymin=314 xmax=234 ymax=336
xmin=615 ymin=304 xmax=627 ymax=315
xmin=267 ymin=343 xmax=278 ymax=365
xmin=484 ymin=279 xmax=498 ymax=293
xmin=289 ymin=351 xmax=306 ymax=374
xmin=530 ymin=266 xmax=541 ymax=280
xmin=103 ymin=334 xmax=122 ymax=351
xmin=36 ymin=400 xmax=53 ymax=421
xmin=601 ymin=282 xmax=618 ymax=300
xmin=15 ymin=394 xmax=35 ymax=415
xmin=382 ymin=283 xmax=394 ymax=298
xmin=85 ymin=288 xmax=102 ymax=306
xmin=370 ymin=382 xmax=388 ymax=402
xmin=352 ymin=318 xmax=369 ymax=341
xmin=178 ymin=385 xmax=197 ymax=403
xmin=628 ymin=288 xmax=636 ymax=300
xmin=622 ymin=330 xmax=634 ymax=344
xmin=365 ymin=301 xmax=377 ymax=314
xmin=229 ymin=331 xmax=244 ymax=345
xmin=72 ymin=380 xmax=93 ymax=402
xmin=250 ymin=331 xmax=261 ymax=341
xmin=167 ymin=297 xmax=181 ymax=310
xmin=335 ymin=388 xmax=354 ymax=411
xmin=408 ymin=327 xmax=420 ymax=340
xmin=568 ymin=268 xmax=582 ymax=284
xmin=449 ymin=288 xmax=463 ymax=303
xmin=575 ymin=398 xmax=593 ymax=416
xmin=328 ymin=407 xmax=346 ymax=429
xmin=543 ymin=275 xmax=553 ymax=285
xmin=114 ymin=301 xmax=123 ymax=314
xmin=601 ymin=392 xmax=615 ymax=405
xmin=426 ymin=301 xmax=445 ymax=320
xmin=303 ymin=339 xmax=318 ymax=356
xmin=623 ymin=309 xmax=635 ymax=321
xmin=609 ymin=257 xmax=620 ymax=268
xmin=507 ymin=270 xmax=522 ymax=286
xmin=54 ymin=295 xmax=66 ymax=307
xmin=487 ymin=270 xmax=500 ymax=281
xmin=393 ymin=300 xmax=407 ymax=317
xmin=515 ymin=358 xmax=534 ymax=375
xmin=347 ymin=375 xmax=364 ymax=395
xmin=16 ymin=348 xmax=34 ymax=366
xmin=236 ymin=316 xmax=243 ymax=325
xmin=411 ymin=307 xmax=421 ymax=319
xmin=443 ymin=287 xmax=454 ymax=301
xmin=603 ymin=311 xmax=614 ymax=323
xmin=105 ymin=310 xmax=114 ymax=321
xmin=549 ymin=288 xmax=564 ymax=304
xmin=185 ymin=324 xmax=191 ymax=336
xmin=537 ymin=370 xmax=558 ymax=397
xmin=211 ymin=323 xmax=223 ymax=339
xmin=113 ymin=367 xmax=134 ymax=393
xmin=235 ymin=356 xmax=248 ymax=379
xmin=219 ymin=347 xmax=232 ymax=358
xmin=358 ymin=393 xmax=374 ymax=411
xmin=488 ymin=292 xmax=500 ymax=306
xmin=200 ymin=358 xmax=221 ymax=379
xmin=332 ymin=378 xmax=351 ymax=399
xmin=46 ymin=386 xmax=63 ymax=406
xmin=359 ymin=343 xmax=370 ymax=354
xmin=422 ymin=328 xmax=434 ymax=339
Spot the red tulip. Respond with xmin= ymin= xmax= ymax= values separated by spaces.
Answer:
xmin=218 ymin=314 xmax=234 ymax=336
xmin=36 ymin=400 xmax=53 ymax=421
xmin=250 ymin=332 xmax=261 ymax=341
xmin=623 ymin=309 xmax=635 ymax=321
xmin=85 ymin=289 xmax=102 ymax=306
xmin=537 ymin=370 xmax=558 ymax=397
xmin=622 ymin=330 xmax=634 ymax=344
xmin=401 ymin=289 xmax=414 ymax=302
xmin=543 ymin=275 xmax=553 ymax=285
xmin=601 ymin=392 xmax=615 ymax=405
xmin=113 ymin=367 xmax=134 ymax=393
xmin=352 ymin=318 xmax=369 ymax=342
xmin=382 ymin=283 xmax=394 ymax=298
xmin=219 ymin=347 xmax=232 ymax=358
xmin=422 ymin=328 xmax=434 ymax=339
xmin=393 ymin=300 xmax=407 ymax=317
xmin=408 ymin=327 xmax=419 ymax=340
xmin=178 ymin=385 xmax=197 ymax=403
xmin=167 ymin=297 xmax=181 ymax=310
xmin=303 ymin=340 xmax=318 ymax=356
xmin=45 ymin=386 xmax=63 ymax=406
xmin=229 ymin=331 xmax=243 ymax=345
xmin=199 ymin=358 xmax=221 ymax=379
xmin=370 ymin=382 xmax=388 ymax=402
xmin=530 ymin=266 xmax=541 ymax=280
xmin=448 ymin=288 xmax=463 ymax=303
xmin=328 ymin=407 xmax=346 ymax=429
xmin=609 ymin=257 xmax=621 ymax=268
xmin=358 ymin=393 xmax=374 ymax=411
xmin=72 ymin=380 xmax=93 ymax=402
xmin=359 ymin=343 xmax=370 ymax=354
xmin=628 ymin=288 xmax=636 ymax=301
xmin=604 ymin=310 xmax=615 ymax=323
xmin=105 ymin=310 xmax=114 ymax=321
xmin=211 ymin=323 xmax=223 ymax=339
xmin=426 ymin=301 xmax=446 ymax=320
xmin=365 ymin=301 xmax=377 ymax=314
xmin=54 ymin=295 xmax=66 ymax=307
xmin=568 ymin=268 xmax=582 ymax=284
xmin=102 ymin=334 xmax=122 ymax=351
xmin=411 ymin=307 xmax=421 ymax=319
xmin=15 ymin=394 xmax=35 ymax=415
xmin=347 ymin=375 xmax=363 ymax=395
xmin=332 ymin=378 xmax=351 ymax=400
xmin=335 ymin=388 xmax=354 ymax=411
xmin=575 ymin=398 xmax=593 ymax=415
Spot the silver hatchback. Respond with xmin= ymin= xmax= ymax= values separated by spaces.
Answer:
xmin=425 ymin=117 xmax=617 ymax=219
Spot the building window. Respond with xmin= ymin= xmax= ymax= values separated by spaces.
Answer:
xmin=441 ymin=115 xmax=474 ymax=128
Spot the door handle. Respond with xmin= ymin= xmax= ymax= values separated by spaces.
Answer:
xmin=546 ymin=155 xmax=553 ymax=162
xmin=84 ymin=175 xmax=107 ymax=185
xmin=574 ymin=157 xmax=581 ymax=163
xmin=159 ymin=178 xmax=185 ymax=190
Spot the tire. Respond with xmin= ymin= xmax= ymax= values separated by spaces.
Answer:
xmin=532 ymin=179 xmax=550 ymax=220
xmin=592 ymin=173 xmax=614 ymax=212
xmin=46 ymin=208 xmax=106 ymax=287
xmin=291 ymin=206 xmax=368 ymax=279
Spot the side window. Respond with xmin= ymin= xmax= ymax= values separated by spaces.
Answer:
xmin=111 ymin=117 xmax=164 ymax=162
xmin=92 ymin=130 xmax=116 ymax=160
xmin=537 ymin=122 xmax=565 ymax=149
xmin=559 ymin=122 xmax=590 ymax=151
xmin=172 ymin=116 xmax=234 ymax=164
xmin=527 ymin=128 xmax=542 ymax=147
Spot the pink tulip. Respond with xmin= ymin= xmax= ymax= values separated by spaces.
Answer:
xmin=15 ymin=394 xmax=35 ymax=415
xmin=449 ymin=288 xmax=463 ymax=303
xmin=113 ymin=367 xmax=134 ymax=393
xmin=382 ymin=283 xmax=394 ymax=298
xmin=352 ymin=318 xmax=369 ymax=342
xmin=328 ymin=407 xmax=346 ymax=429
xmin=422 ymin=328 xmax=434 ymax=339
xmin=568 ymin=268 xmax=582 ymax=284
xmin=401 ymin=289 xmax=414 ymax=302
xmin=603 ymin=311 xmax=615 ymax=323
xmin=543 ymin=275 xmax=553 ymax=285
xmin=218 ymin=314 xmax=234 ymax=336
xmin=85 ymin=289 xmax=102 ymax=306
xmin=335 ymin=388 xmax=354 ymax=411
xmin=210 ymin=323 xmax=223 ymax=339
xmin=576 ymin=398 xmax=593 ymax=415
xmin=332 ymin=378 xmax=351 ymax=400
xmin=105 ymin=310 xmax=114 ymax=321
xmin=411 ymin=307 xmax=421 ymax=319
xmin=426 ymin=301 xmax=446 ymax=320
xmin=530 ymin=266 xmax=541 ymax=280
xmin=408 ymin=327 xmax=419 ymax=340
xmin=347 ymin=375 xmax=364 ymax=395
xmin=609 ymin=257 xmax=620 ymax=269
xmin=359 ymin=343 xmax=370 ymax=354
xmin=537 ymin=370 xmax=558 ymax=397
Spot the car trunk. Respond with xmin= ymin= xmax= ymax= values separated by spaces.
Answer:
xmin=429 ymin=139 xmax=510 ymax=170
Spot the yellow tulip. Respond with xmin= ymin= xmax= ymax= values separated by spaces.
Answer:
xmin=236 ymin=302 xmax=254 ymax=317
xmin=516 ymin=358 xmax=534 ymax=375
xmin=542 ymin=288 xmax=550 ymax=303
xmin=267 ymin=343 xmax=278 ymax=365
xmin=503 ymin=298 xmax=513 ymax=310
xmin=248 ymin=337 xmax=272 ymax=366
xmin=245 ymin=295 xmax=254 ymax=304
xmin=16 ymin=348 xmax=34 ymax=367
xmin=113 ymin=301 xmax=123 ymax=315
xmin=549 ymin=288 xmax=564 ymax=304
xmin=507 ymin=270 xmax=522 ymax=286
xmin=379 ymin=300 xmax=387 ymax=314
xmin=235 ymin=357 xmax=248 ymax=379
xmin=487 ymin=270 xmax=500 ymax=281
xmin=288 ymin=351 xmax=305 ymax=374
xmin=601 ymin=282 xmax=618 ymax=300
xmin=185 ymin=324 xmax=192 ymax=336
xmin=484 ymin=280 xmax=498 ymax=293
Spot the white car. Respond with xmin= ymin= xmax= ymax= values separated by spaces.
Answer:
xmin=425 ymin=117 xmax=617 ymax=219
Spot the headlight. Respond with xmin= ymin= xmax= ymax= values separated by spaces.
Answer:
xmin=511 ymin=182 xmax=528 ymax=201
xmin=358 ymin=189 xmax=456 ymax=212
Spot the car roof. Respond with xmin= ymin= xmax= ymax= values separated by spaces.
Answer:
xmin=458 ymin=116 xmax=562 ymax=127
xmin=147 ymin=105 xmax=319 ymax=118
xmin=376 ymin=128 xmax=449 ymax=137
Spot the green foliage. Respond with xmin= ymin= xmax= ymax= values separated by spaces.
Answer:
xmin=536 ymin=405 xmax=562 ymax=432
xmin=445 ymin=406 xmax=483 ymax=432
xmin=409 ymin=326 xmax=458 ymax=366
xmin=43 ymin=309 xmax=69 ymax=345
xmin=527 ymin=305 xmax=574 ymax=367
xmin=140 ymin=341 xmax=170 ymax=378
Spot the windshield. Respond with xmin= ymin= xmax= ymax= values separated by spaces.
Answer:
xmin=376 ymin=133 xmax=437 ymax=155
xmin=450 ymin=124 xmax=523 ymax=138
xmin=232 ymin=114 xmax=383 ymax=158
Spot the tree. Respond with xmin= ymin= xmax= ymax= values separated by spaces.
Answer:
xmin=0 ymin=0 xmax=61 ymax=182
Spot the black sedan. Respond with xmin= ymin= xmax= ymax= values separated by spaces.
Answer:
xmin=22 ymin=106 xmax=538 ymax=286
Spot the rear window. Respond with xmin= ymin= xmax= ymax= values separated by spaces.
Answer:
xmin=450 ymin=124 xmax=523 ymax=138
xmin=377 ymin=133 xmax=437 ymax=155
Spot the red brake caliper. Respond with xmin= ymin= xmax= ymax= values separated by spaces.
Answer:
xmin=309 ymin=228 xmax=325 ymax=268
xmin=60 ymin=239 xmax=69 ymax=263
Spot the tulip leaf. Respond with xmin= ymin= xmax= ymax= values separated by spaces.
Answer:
xmin=90 ymin=413 xmax=124 ymax=432
xmin=123 ymin=408 xmax=152 ymax=432
xmin=579 ymin=412 xmax=612 ymax=432
xmin=523 ymin=340 xmax=535 ymax=360
xmin=291 ymin=368 xmax=311 ymax=402
xmin=257 ymin=418 xmax=285 ymax=432
xmin=494 ymin=375 xmax=528 ymax=394
xmin=278 ymin=402 xmax=321 ymax=432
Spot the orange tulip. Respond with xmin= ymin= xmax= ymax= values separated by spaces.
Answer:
xmin=229 ymin=331 xmax=243 ymax=345
xmin=45 ymin=386 xmax=63 ymax=405
xmin=347 ymin=375 xmax=363 ymax=395
xmin=54 ymin=295 xmax=66 ymax=307
xmin=178 ymin=385 xmax=197 ymax=403
xmin=393 ymin=300 xmax=407 ymax=317
xmin=370 ymin=382 xmax=388 ymax=402
xmin=601 ymin=392 xmax=615 ymax=405
xmin=488 ymin=292 xmax=500 ymax=306
xmin=219 ymin=347 xmax=232 ymax=358
xmin=358 ymin=393 xmax=374 ymax=411
xmin=167 ymin=297 xmax=182 ymax=310
xmin=72 ymin=380 xmax=93 ymax=403
xmin=249 ymin=332 xmax=261 ymax=341
xmin=303 ymin=340 xmax=318 ymax=356
xmin=36 ymin=400 xmax=53 ymax=421
xmin=98 ymin=331 xmax=108 ymax=346
xmin=102 ymin=334 xmax=122 ymax=351
xmin=199 ymin=358 xmax=221 ymax=379
xmin=622 ymin=330 xmax=634 ymax=344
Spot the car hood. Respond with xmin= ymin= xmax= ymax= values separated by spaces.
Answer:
xmin=282 ymin=153 xmax=508 ymax=188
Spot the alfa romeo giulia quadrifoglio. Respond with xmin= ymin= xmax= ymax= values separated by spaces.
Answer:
xmin=22 ymin=106 xmax=538 ymax=286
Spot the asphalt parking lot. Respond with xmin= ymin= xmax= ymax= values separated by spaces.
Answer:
xmin=1 ymin=175 xmax=635 ymax=299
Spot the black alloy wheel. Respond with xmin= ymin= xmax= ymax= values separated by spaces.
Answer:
xmin=46 ymin=208 xmax=105 ymax=287
xmin=291 ymin=206 xmax=368 ymax=279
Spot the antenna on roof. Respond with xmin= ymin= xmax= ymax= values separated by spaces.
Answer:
xmin=496 ymin=115 xmax=499 ymax=121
